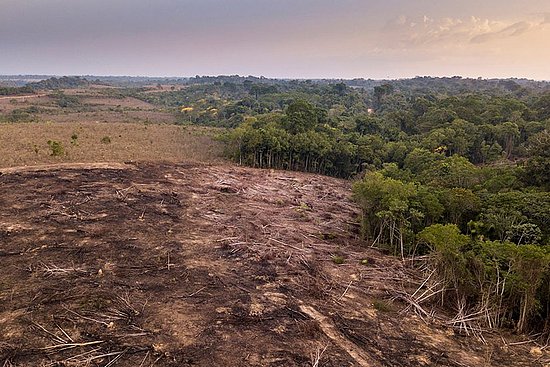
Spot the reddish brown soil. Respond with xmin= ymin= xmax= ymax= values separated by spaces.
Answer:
xmin=0 ymin=163 xmax=541 ymax=366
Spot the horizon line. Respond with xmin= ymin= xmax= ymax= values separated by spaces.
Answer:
xmin=2 ymin=74 xmax=549 ymax=83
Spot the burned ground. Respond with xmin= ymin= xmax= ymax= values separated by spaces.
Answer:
xmin=0 ymin=163 xmax=542 ymax=366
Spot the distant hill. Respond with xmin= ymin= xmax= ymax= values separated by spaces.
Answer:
xmin=2 ymin=74 xmax=549 ymax=92
xmin=179 ymin=75 xmax=550 ymax=94
xmin=27 ymin=76 xmax=90 ymax=90
xmin=357 ymin=76 xmax=550 ymax=95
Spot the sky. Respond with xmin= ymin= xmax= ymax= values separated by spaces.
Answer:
xmin=1 ymin=0 xmax=549 ymax=79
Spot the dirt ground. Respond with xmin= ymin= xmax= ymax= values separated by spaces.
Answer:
xmin=0 ymin=162 xmax=543 ymax=366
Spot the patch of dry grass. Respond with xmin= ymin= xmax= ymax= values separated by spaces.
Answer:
xmin=0 ymin=88 xmax=178 ymax=124
xmin=0 ymin=122 xmax=225 ymax=168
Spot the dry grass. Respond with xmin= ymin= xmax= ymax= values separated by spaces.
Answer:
xmin=0 ymin=122 xmax=225 ymax=168
xmin=0 ymin=95 xmax=52 ymax=113
xmin=0 ymin=87 xmax=178 ymax=123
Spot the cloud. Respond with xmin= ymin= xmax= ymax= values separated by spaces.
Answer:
xmin=380 ymin=14 xmax=546 ymax=50
xmin=471 ymin=20 xmax=534 ymax=43
xmin=381 ymin=15 xmax=497 ymax=49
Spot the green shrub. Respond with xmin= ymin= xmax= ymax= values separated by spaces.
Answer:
xmin=47 ymin=140 xmax=64 ymax=156
xmin=418 ymin=223 xmax=550 ymax=333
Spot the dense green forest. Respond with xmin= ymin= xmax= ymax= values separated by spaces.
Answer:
xmin=5 ymin=75 xmax=550 ymax=333
xmin=136 ymin=76 xmax=550 ymax=334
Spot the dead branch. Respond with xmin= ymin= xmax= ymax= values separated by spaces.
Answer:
xmin=40 ymin=262 xmax=87 ymax=277
xmin=186 ymin=286 xmax=207 ymax=297
xmin=41 ymin=340 xmax=104 ymax=351
xmin=338 ymin=280 xmax=353 ymax=300
xmin=310 ymin=343 xmax=329 ymax=367
xmin=268 ymin=237 xmax=308 ymax=252
xmin=62 ymin=306 xmax=111 ymax=327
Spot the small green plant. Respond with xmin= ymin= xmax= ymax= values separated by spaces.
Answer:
xmin=372 ymin=299 xmax=393 ymax=312
xmin=47 ymin=140 xmax=64 ymax=156
xmin=70 ymin=133 xmax=78 ymax=146
xmin=331 ymin=255 xmax=345 ymax=265
xmin=294 ymin=202 xmax=312 ymax=218
xmin=100 ymin=136 xmax=111 ymax=144
xmin=321 ymin=232 xmax=337 ymax=240
xmin=32 ymin=144 xmax=39 ymax=155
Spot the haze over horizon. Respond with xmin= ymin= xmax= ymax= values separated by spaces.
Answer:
xmin=1 ymin=0 xmax=549 ymax=80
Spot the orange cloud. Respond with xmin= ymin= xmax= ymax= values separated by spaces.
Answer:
xmin=380 ymin=14 xmax=548 ymax=49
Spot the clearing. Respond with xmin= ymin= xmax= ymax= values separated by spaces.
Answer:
xmin=0 ymin=162 xmax=541 ymax=366
xmin=0 ymin=122 xmax=223 ymax=168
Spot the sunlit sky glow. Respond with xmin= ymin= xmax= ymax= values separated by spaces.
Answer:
xmin=1 ymin=0 xmax=549 ymax=79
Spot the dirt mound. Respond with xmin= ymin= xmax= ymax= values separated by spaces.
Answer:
xmin=0 ymin=163 xmax=540 ymax=366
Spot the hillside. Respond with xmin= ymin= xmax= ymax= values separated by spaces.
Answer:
xmin=0 ymin=162 xmax=542 ymax=366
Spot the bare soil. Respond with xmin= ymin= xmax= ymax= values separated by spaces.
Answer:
xmin=0 ymin=162 xmax=541 ymax=366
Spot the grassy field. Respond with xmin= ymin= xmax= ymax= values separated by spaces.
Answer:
xmin=0 ymin=88 xmax=177 ymax=124
xmin=0 ymin=122 xmax=225 ymax=168
xmin=0 ymin=86 xmax=226 ymax=168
